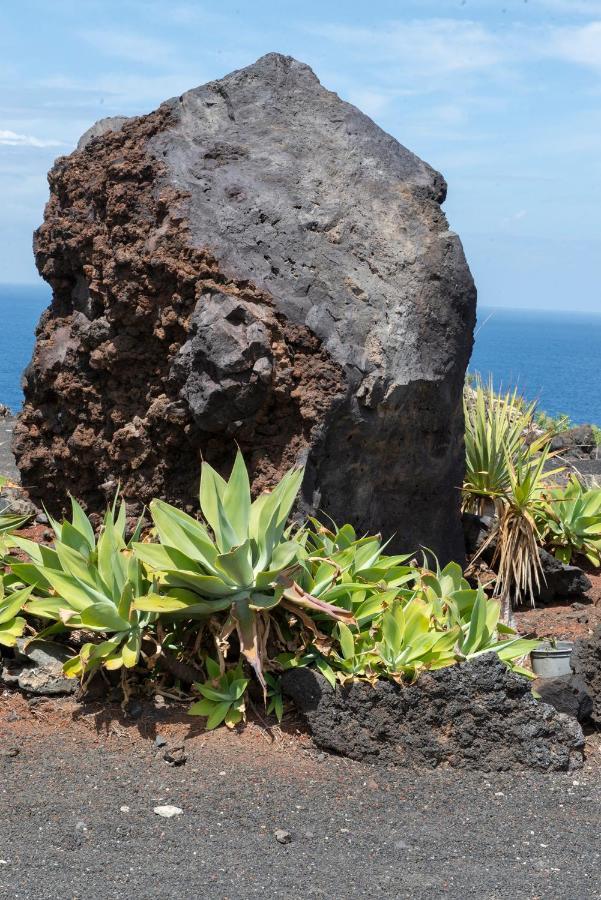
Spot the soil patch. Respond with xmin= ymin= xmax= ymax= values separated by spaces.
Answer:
xmin=1 ymin=689 xmax=601 ymax=899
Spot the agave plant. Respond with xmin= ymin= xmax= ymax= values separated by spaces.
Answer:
xmin=374 ymin=598 xmax=461 ymax=679
xmin=0 ymin=578 xmax=32 ymax=647
xmin=189 ymin=657 xmax=249 ymax=729
xmin=537 ymin=477 xmax=601 ymax=566
xmin=9 ymin=497 xmax=159 ymax=676
xmin=133 ymin=451 xmax=355 ymax=693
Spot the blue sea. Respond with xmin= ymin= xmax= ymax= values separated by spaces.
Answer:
xmin=0 ymin=283 xmax=51 ymax=412
xmin=0 ymin=285 xmax=599 ymax=425
xmin=470 ymin=306 xmax=601 ymax=426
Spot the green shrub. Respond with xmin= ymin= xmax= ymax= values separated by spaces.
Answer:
xmin=7 ymin=497 xmax=160 ymax=676
xmin=463 ymin=378 xmax=562 ymax=607
xmin=4 ymin=452 xmax=540 ymax=728
xmin=537 ymin=477 xmax=601 ymax=567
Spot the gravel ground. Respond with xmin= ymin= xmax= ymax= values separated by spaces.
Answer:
xmin=1 ymin=693 xmax=601 ymax=900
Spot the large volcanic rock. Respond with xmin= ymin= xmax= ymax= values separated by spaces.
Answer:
xmin=282 ymin=656 xmax=585 ymax=772
xmin=15 ymin=53 xmax=476 ymax=560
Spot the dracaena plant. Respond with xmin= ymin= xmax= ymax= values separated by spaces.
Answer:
xmin=132 ymin=451 xmax=355 ymax=693
xmin=8 ymin=496 xmax=159 ymax=676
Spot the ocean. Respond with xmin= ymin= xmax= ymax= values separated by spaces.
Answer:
xmin=0 ymin=283 xmax=51 ymax=412
xmin=0 ymin=285 xmax=599 ymax=425
xmin=470 ymin=306 xmax=601 ymax=426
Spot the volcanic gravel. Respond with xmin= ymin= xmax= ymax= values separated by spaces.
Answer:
xmin=1 ymin=693 xmax=601 ymax=899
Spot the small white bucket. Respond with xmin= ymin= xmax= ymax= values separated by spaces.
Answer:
xmin=530 ymin=641 xmax=574 ymax=678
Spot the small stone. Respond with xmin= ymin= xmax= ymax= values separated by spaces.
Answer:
xmin=163 ymin=745 xmax=187 ymax=767
xmin=274 ymin=829 xmax=292 ymax=845
xmin=154 ymin=735 xmax=168 ymax=749
xmin=316 ymin=752 xmax=327 ymax=762
xmin=0 ymin=748 xmax=19 ymax=758
xmin=154 ymin=805 xmax=183 ymax=818
xmin=126 ymin=700 xmax=143 ymax=719
xmin=35 ymin=512 xmax=49 ymax=525
xmin=394 ymin=840 xmax=410 ymax=851
xmin=120 ymin=805 xmax=130 ymax=813
xmin=572 ymin=602 xmax=585 ymax=610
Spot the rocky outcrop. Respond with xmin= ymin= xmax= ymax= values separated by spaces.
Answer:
xmin=534 ymin=674 xmax=593 ymax=723
xmin=571 ymin=626 xmax=601 ymax=727
xmin=550 ymin=425 xmax=597 ymax=459
xmin=282 ymin=655 xmax=584 ymax=771
xmin=15 ymin=53 xmax=476 ymax=559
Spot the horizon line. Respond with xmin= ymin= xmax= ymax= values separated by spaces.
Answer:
xmin=0 ymin=282 xmax=599 ymax=317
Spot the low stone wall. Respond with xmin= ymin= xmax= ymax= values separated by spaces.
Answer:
xmin=282 ymin=655 xmax=584 ymax=772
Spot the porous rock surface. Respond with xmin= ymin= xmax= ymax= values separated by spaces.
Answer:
xmin=282 ymin=655 xmax=584 ymax=771
xmin=571 ymin=625 xmax=601 ymax=727
xmin=15 ymin=53 xmax=476 ymax=559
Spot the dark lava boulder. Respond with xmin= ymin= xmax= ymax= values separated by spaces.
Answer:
xmin=282 ymin=655 xmax=584 ymax=771
xmin=534 ymin=674 xmax=593 ymax=724
xmin=15 ymin=53 xmax=476 ymax=560
xmin=571 ymin=626 xmax=601 ymax=727
xmin=550 ymin=425 xmax=597 ymax=459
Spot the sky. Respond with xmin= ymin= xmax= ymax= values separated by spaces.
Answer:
xmin=1 ymin=0 xmax=600 ymax=312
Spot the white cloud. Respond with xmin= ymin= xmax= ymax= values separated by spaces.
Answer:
xmin=78 ymin=29 xmax=173 ymax=65
xmin=0 ymin=130 xmax=64 ymax=148
xmin=311 ymin=19 xmax=503 ymax=76
xmin=547 ymin=21 xmax=601 ymax=68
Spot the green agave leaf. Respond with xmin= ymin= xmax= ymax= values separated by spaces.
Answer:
xmin=69 ymin=496 xmax=96 ymax=551
xmin=39 ymin=569 xmax=108 ymax=611
xmin=121 ymin=629 xmax=141 ymax=668
xmin=0 ymin=616 xmax=26 ymax=647
xmin=23 ymin=597 xmax=70 ymax=620
xmin=150 ymin=500 xmax=218 ymax=570
xmin=215 ymin=540 xmax=254 ymax=587
xmin=461 ymin=589 xmax=488 ymax=655
xmin=206 ymin=701 xmax=233 ymax=730
xmin=337 ymin=622 xmax=355 ymax=661
xmin=222 ymin=450 xmax=252 ymax=546
xmin=188 ymin=698 xmax=215 ymax=717
xmin=132 ymin=542 xmax=201 ymax=574
xmin=79 ymin=602 xmax=131 ymax=633
xmin=200 ymin=460 xmax=238 ymax=553
xmin=54 ymin=541 xmax=107 ymax=593
xmin=0 ymin=584 xmax=33 ymax=624
xmin=163 ymin=570 xmax=239 ymax=598
xmin=9 ymin=537 xmax=60 ymax=569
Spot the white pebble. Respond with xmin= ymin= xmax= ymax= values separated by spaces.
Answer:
xmin=153 ymin=805 xmax=183 ymax=818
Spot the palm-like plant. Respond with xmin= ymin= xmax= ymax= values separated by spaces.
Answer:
xmin=463 ymin=380 xmax=542 ymax=513
xmin=463 ymin=379 xmax=562 ymax=608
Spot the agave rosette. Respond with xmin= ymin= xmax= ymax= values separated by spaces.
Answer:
xmin=132 ymin=451 xmax=355 ymax=691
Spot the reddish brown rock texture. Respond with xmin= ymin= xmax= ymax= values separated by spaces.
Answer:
xmin=15 ymin=54 xmax=476 ymax=560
